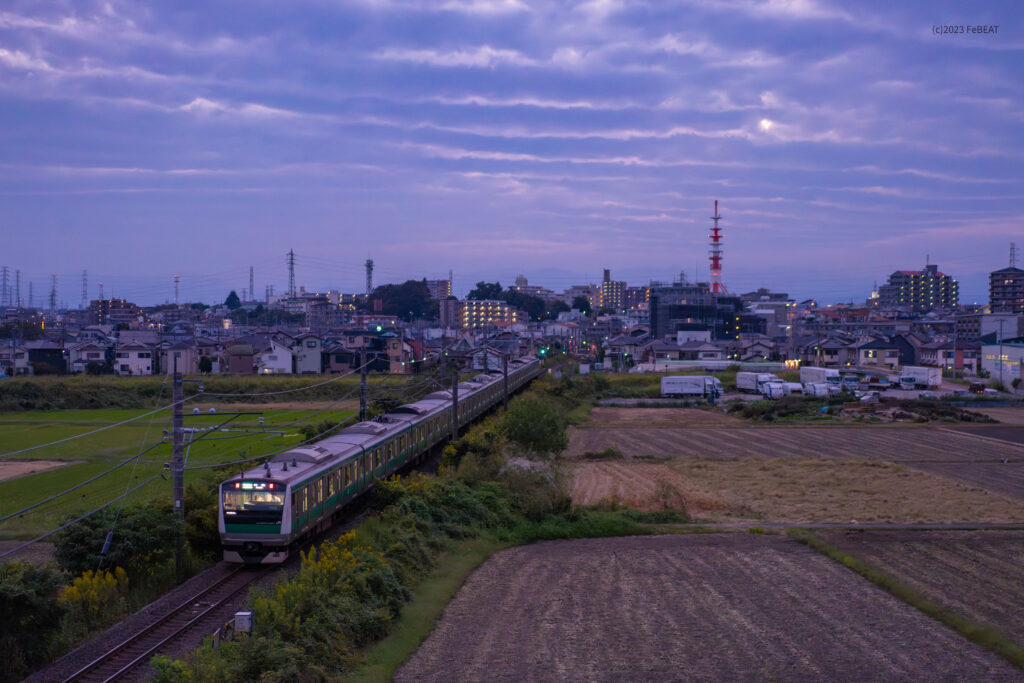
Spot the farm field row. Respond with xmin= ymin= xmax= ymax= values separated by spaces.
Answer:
xmin=568 ymin=420 xmax=1024 ymax=501
xmin=396 ymin=534 xmax=1019 ymax=681
xmin=818 ymin=529 xmax=1024 ymax=645
xmin=570 ymin=458 xmax=1024 ymax=524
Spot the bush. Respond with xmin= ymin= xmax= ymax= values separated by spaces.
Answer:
xmin=501 ymin=397 xmax=568 ymax=456
xmin=58 ymin=568 xmax=130 ymax=638
xmin=54 ymin=503 xmax=179 ymax=581
xmin=0 ymin=562 xmax=66 ymax=682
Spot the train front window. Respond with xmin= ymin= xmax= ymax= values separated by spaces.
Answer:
xmin=223 ymin=490 xmax=285 ymax=511
xmin=223 ymin=482 xmax=285 ymax=524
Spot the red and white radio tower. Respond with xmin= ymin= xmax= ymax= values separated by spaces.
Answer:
xmin=709 ymin=200 xmax=725 ymax=294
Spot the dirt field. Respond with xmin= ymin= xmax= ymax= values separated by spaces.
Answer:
xmin=585 ymin=407 xmax=746 ymax=428
xmin=569 ymin=460 xmax=749 ymax=517
xmin=569 ymin=457 xmax=1024 ymax=523
xmin=567 ymin=423 xmax=1024 ymax=500
xmin=973 ymin=407 xmax=1024 ymax=426
xmin=819 ymin=530 xmax=1024 ymax=644
xmin=0 ymin=460 xmax=71 ymax=483
xmin=396 ymin=535 xmax=1019 ymax=681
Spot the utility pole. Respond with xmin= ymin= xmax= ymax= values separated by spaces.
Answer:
xmin=172 ymin=361 xmax=185 ymax=581
xmin=999 ymin=319 xmax=1005 ymax=389
xmin=359 ymin=347 xmax=368 ymax=421
xmin=450 ymin=369 xmax=459 ymax=442
xmin=15 ymin=270 xmax=20 ymax=308
xmin=503 ymin=353 xmax=509 ymax=411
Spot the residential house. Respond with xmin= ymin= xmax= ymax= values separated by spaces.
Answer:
xmin=254 ymin=340 xmax=293 ymax=374
xmin=195 ymin=337 xmax=222 ymax=373
xmin=114 ymin=341 xmax=154 ymax=376
xmin=159 ymin=340 xmax=198 ymax=375
xmin=919 ymin=339 xmax=981 ymax=375
xmin=68 ymin=341 xmax=111 ymax=374
xmin=0 ymin=343 xmax=31 ymax=375
xmin=854 ymin=338 xmax=901 ymax=370
xmin=292 ymin=333 xmax=323 ymax=374
xmin=222 ymin=343 xmax=255 ymax=374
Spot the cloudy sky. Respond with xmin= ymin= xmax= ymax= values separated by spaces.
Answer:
xmin=1 ymin=0 xmax=1021 ymax=305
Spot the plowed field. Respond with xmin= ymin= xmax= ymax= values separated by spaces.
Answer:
xmin=396 ymin=535 xmax=1020 ymax=682
xmin=569 ymin=457 xmax=1024 ymax=523
xmin=567 ymin=423 xmax=1024 ymax=501
xmin=819 ymin=529 xmax=1024 ymax=643
xmin=585 ymin=407 xmax=746 ymax=428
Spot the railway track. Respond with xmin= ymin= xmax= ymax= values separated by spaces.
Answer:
xmin=63 ymin=565 xmax=270 ymax=683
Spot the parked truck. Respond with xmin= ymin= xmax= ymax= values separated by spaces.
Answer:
xmin=761 ymin=382 xmax=789 ymax=399
xmin=803 ymin=382 xmax=838 ymax=397
xmin=661 ymin=375 xmax=724 ymax=398
xmin=736 ymin=372 xmax=782 ymax=393
xmin=799 ymin=367 xmax=840 ymax=387
xmin=899 ymin=366 xmax=942 ymax=390
xmin=841 ymin=374 xmax=861 ymax=390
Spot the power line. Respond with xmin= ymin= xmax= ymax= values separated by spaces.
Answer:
xmin=0 ymin=472 xmax=165 ymax=562
xmin=0 ymin=440 xmax=167 ymax=525
xmin=0 ymin=396 xmax=194 ymax=459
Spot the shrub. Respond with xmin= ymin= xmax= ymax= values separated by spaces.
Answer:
xmin=59 ymin=568 xmax=130 ymax=638
xmin=54 ymin=503 xmax=179 ymax=580
xmin=501 ymin=397 xmax=568 ymax=456
xmin=0 ymin=562 xmax=66 ymax=681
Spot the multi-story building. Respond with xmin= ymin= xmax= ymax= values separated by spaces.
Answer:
xmin=648 ymin=279 xmax=752 ymax=340
xmin=877 ymin=264 xmax=958 ymax=312
xmin=511 ymin=275 xmax=559 ymax=302
xmin=600 ymin=269 xmax=626 ymax=312
xmin=90 ymin=299 xmax=143 ymax=326
xmin=458 ymin=299 xmax=521 ymax=328
xmin=624 ymin=286 xmax=649 ymax=310
xmin=564 ymin=284 xmax=601 ymax=310
xmin=425 ymin=279 xmax=452 ymax=300
xmin=990 ymin=266 xmax=1024 ymax=314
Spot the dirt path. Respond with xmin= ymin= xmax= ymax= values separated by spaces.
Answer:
xmin=0 ymin=460 xmax=71 ymax=483
xmin=396 ymin=535 xmax=1019 ymax=682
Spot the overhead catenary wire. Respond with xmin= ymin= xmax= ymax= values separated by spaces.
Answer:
xmin=0 ymin=395 xmax=195 ymax=459
xmin=0 ymin=472 xmax=165 ymax=562
xmin=0 ymin=440 xmax=167 ymax=525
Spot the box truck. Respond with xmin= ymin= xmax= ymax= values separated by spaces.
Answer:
xmin=661 ymin=375 xmax=724 ymax=398
xmin=899 ymin=366 xmax=942 ymax=390
xmin=736 ymin=372 xmax=782 ymax=393
xmin=803 ymin=382 xmax=838 ymax=397
xmin=761 ymin=382 xmax=789 ymax=399
xmin=799 ymin=367 xmax=840 ymax=386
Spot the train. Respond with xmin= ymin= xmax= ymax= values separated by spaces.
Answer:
xmin=219 ymin=356 xmax=544 ymax=563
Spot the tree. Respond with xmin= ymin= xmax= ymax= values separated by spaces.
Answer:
xmin=225 ymin=290 xmax=241 ymax=310
xmin=467 ymin=281 xmax=503 ymax=300
xmin=370 ymin=280 xmax=432 ymax=321
xmin=571 ymin=296 xmax=592 ymax=315
xmin=501 ymin=398 xmax=568 ymax=456
xmin=54 ymin=504 xmax=179 ymax=580
xmin=0 ymin=562 xmax=66 ymax=678
xmin=198 ymin=356 xmax=213 ymax=374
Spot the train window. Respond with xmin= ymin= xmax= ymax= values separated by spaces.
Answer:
xmin=326 ymin=472 xmax=335 ymax=496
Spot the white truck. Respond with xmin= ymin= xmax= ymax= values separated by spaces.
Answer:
xmin=661 ymin=375 xmax=724 ymax=398
xmin=800 ymin=366 xmax=840 ymax=387
xmin=803 ymin=382 xmax=838 ymax=397
xmin=761 ymin=382 xmax=789 ymax=399
xmin=841 ymin=374 xmax=862 ymax=390
xmin=899 ymin=366 xmax=942 ymax=390
xmin=736 ymin=372 xmax=783 ymax=393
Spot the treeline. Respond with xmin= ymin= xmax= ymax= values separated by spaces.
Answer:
xmin=0 ymin=374 xmax=372 ymax=412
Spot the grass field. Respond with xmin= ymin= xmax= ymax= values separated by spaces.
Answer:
xmin=0 ymin=404 xmax=355 ymax=539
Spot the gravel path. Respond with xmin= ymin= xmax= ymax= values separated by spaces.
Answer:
xmin=396 ymin=534 xmax=1022 ymax=682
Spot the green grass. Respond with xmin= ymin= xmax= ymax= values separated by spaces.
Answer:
xmin=346 ymin=536 xmax=506 ymax=683
xmin=0 ymin=406 xmax=354 ymax=539
xmin=790 ymin=529 xmax=1024 ymax=671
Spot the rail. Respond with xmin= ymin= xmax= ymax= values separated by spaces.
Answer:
xmin=63 ymin=565 xmax=269 ymax=682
